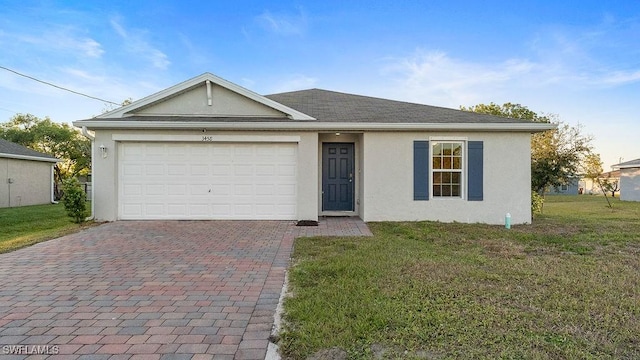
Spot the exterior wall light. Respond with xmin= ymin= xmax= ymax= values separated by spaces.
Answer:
xmin=99 ymin=144 xmax=108 ymax=158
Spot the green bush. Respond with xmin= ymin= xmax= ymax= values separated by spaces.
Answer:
xmin=62 ymin=177 xmax=88 ymax=223
xmin=532 ymin=191 xmax=544 ymax=215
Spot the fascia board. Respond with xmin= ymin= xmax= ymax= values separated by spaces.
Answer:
xmin=0 ymin=153 xmax=60 ymax=163
xmin=73 ymin=120 xmax=556 ymax=133
xmin=613 ymin=164 xmax=640 ymax=169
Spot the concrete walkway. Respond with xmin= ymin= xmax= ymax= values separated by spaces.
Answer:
xmin=0 ymin=218 xmax=372 ymax=359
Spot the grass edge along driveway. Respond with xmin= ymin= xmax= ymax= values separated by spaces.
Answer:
xmin=279 ymin=196 xmax=640 ymax=359
xmin=0 ymin=203 xmax=92 ymax=253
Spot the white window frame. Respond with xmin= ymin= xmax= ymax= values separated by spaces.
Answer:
xmin=429 ymin=137 xmax=467 ymax=199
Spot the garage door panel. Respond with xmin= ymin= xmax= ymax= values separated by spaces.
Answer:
xmin=119 ymin=142 xmax=297 ymax=220
xmin=167 ymin=184 xmax=187 ymax=196
xmin=145 ymin=164 xmax=164 ymax=176
xmin=234 ymin=184 xmax=253 ymax=195
xmin=190 ymin=184 xmax=210 ymax=195
xmin=168 ymin=164 xmax=187 ymax=175
xmin=146 ymin=204 xmax=165 ymax=216
xmin=234 ymin=165 xmax=253 ymax=176
xmin=191 ymin=164 xmax=209 ymax=176
xmin=167 ymin=204 xmax=187 ymax=216
xmin=256 ymin=184 xmax=274 ymax=195
xmin=189 ymin=204 xmax=210 ymax=216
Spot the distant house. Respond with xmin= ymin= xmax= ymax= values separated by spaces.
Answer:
xmin=612 ymin=158 xmax=640 ymax=201
xmin=0 ymin=139 xmax=59 ymax=208
xmin=547 ymin=177 xmax=580 ymax=195
xmin=580 ymin=170 xmax=621 ymax=196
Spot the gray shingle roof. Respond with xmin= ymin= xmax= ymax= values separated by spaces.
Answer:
xmin=613 ymin=158 xmax=640 ymax=168
xmin=265 ymin=88 xmax=536 ymax=124
xmin=0 ymin=138 xmax=58 ymax=161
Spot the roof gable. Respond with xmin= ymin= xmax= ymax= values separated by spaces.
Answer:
xmin=0 ymin=139 xmax=59 ymax=162
xmin=98 ymin=73 xmax=315 ymax=120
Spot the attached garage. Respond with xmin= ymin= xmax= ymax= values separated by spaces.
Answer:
xmin=118 ymin=142 xmax=297 ymax=220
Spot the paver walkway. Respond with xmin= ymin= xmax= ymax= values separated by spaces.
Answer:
xmin=0 ymin=218 xmax=372 ymax=359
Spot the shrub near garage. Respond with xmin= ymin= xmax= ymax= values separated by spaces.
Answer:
xmin=62 ymin=177 xmax=88 ymax=223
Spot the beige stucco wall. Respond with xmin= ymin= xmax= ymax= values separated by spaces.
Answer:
xmin=361 ymin=132 xmax=532 ymax=224
xmin=137 ymin=83 xmax=287 ymax=117
xmin=92 ymin=129 xmax=318 ymax=221
xmin=91 ymin=129 xmax=533 ymax=224
xmin=620 ymin=168 xmax=640 ymax=201
xmin=0 ymin=158 xmax=53 ymax=208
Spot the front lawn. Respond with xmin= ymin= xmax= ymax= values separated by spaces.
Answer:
xmin=0 ymin=203 xmax=90 ymax=253
xmin=280 ymin=196 xmax=640 ymax=359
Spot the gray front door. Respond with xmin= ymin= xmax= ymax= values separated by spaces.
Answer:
xmin=322 ymin=143 xmax=354 ymax=211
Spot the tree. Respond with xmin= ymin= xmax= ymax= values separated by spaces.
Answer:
xmin=584 ymin=153 xmax=613 ymax=207
xmin=461 ymin=102 xmax=593 ymax=195
xmin=1 ymin=114 xmax=91 ymax=198
xmin=102 ymin=98 xmax=133 ymax=114
xmin=600 ymin=174 xmax=620 ymax=198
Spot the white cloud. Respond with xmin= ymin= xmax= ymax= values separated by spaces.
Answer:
xmin=381 ymin=42 xmax=640 ymax=109
xmin=109 ymin=17 xmax=171 ymax=70
xmin=597 ymin=70 xmax=640 ymax=86
xmin=1 ymin=28 xmax=104 ymax=59
xmin=255 ymin=7 xmax=308 ymax=36
xmin=380 ymin=50 xmax=544 ymax=107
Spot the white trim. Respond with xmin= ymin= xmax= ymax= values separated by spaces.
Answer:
xmin=74 ymin=120 xmax=556 ymax=133
xmin=429 ymin=140 xmax=466 ymax=200
xmin=429 ymin=136 xmax=468 ymax=141
xmin=97 ymin=73 xmax=315 ymax=121
xmin=0 ymin=153 xmax=59 ymax=163
xmin=111 ymin=134 xmax=301 ymax=143
xmin=613 ymin=163 xmax=640 ymax=169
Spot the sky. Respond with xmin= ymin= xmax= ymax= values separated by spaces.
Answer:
xmin=1 ymin=0 xmax=638 ymax=169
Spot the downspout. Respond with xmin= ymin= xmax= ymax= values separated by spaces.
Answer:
xmin=81 ymin=126 xmax=95 ymax=220
xmin=51 ymin=165 xmax=58 ymax=204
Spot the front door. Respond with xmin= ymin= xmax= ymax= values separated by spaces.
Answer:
xmin=322 ymin=143 xmax=354 ymax=211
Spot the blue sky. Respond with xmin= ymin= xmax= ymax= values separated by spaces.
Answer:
xmin=1 ymin=0 xmax=638 ymax=169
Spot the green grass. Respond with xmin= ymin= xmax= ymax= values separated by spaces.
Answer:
xmin=280 ymin=196 xmax=640 ymax=359
xmin=0 ymin=203 xmax=91 ymax=253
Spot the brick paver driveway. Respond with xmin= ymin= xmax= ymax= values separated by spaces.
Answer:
xmin=0 ymin=219 xmax=372 ymax=359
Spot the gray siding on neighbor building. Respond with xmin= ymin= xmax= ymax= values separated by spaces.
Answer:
xmin=1 ymin=158 xmax=53 ymax=208
xmin=620 ymin=168 xmax=640 ymax=202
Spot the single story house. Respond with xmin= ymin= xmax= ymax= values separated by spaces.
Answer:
xmin=547 ymin=177 xmax=580 ymax=195
xmin=612 ymin=158 xmax=640 ymax=201
xmin=0 ymin=138 xmax=59 ymax=208
xmin=581 ymin=170 xmax=620 ymax=196
xmin=73 ymin=73 xmax=553 ymax=224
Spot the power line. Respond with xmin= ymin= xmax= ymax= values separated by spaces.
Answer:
xmin=0 ymin=65 xmax=120 ymax=105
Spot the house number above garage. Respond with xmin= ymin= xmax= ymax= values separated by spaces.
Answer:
xmin=202 ymin=136 xmax=214 ymax=141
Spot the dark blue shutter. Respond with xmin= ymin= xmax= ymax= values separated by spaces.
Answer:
xmin=468 ymin=141 xmax=483 ymax=201
xmin=413 ymin=141 xmax=429 ymax=200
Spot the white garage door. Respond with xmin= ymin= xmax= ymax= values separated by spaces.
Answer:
xmin=118 ymin=142 xmax=297 ymax=220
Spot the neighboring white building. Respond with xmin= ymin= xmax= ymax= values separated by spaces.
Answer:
xmin=0 ymin=139 xmax=59 ymax=208
xmin=73 ymin=73 xmax=553 ymax=224
xmin=612 ymin=158 xmax=640 ymax=202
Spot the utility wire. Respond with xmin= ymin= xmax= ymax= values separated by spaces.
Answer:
xmin=0 ymin=65 xmax=120 ymax=105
